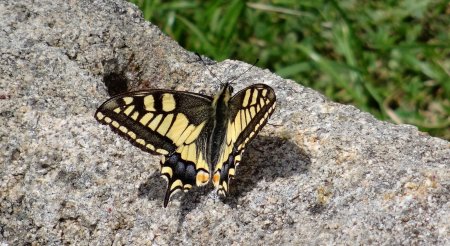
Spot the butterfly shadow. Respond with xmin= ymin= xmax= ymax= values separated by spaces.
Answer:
xmin=137 ymin=164 xmax=215 ymax=222
xmin=177 ymin=135 xmax=311 ymax=227
xmin=137 ymin=135 xmax=311 ymax=227
xmin=137 ymin=171 xmax=166 ymax=202
xmin=221 ymin=135 xmax=311 ymax=207
xmin=137 ymin=169 xmax=215 ymax=235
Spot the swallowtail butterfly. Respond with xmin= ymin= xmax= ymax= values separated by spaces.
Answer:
xmin=95 ymin=81 xmax=276 ymax=207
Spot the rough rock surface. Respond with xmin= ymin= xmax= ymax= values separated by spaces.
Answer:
xmin=1 ymin=0 xmax=449 ymax=245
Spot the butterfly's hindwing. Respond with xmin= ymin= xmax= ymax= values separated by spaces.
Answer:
xmin=213 ymin=84 xmax=276 ymax=195
xmin=160 ymin=153 xmax=197 ymax=207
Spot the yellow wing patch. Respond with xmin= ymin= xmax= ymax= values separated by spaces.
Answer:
xmin=162 ymin=93 xmax=176 ymax=112
xmin=123 ymin=105 xmax=135 ymax=116
xmin=148 ymin=114 xmax=163 ymax=130
xmin=242 ymin=89 xmax=251 ymax=107
xmin=123 ymin=97 xmax=134 ymax=105
xmin=139 ymin=113 xmax=153 ymax=125
xmin=156 ymin=114 xmax=174 ymax=135
xmin=166 ymin=113 xmax=189 ymax=140
xmin=144 ymin=95 xmax=155 ymax=111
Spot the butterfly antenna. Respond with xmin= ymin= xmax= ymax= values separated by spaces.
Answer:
xmin=228 ymin=58 xmax=259 ymax=85
xmin=196 ymin=53 xmax=224 ymax=84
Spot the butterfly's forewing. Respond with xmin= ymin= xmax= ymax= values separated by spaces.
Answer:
xmin=212 ymin=84 xmax=276 ymax=195
xmin=95 ymin=90 xmax=213 ymax=206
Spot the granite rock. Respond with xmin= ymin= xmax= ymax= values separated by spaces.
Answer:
xmin=1 ymin=0 xmax=449 ymax=245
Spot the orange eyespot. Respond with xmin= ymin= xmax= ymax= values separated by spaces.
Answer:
xmin=213 ymin=172 xmax=220 ymax=186
xmin=196 ymin=171 xmax=210 ymax=186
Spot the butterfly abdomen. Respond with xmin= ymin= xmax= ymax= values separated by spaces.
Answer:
xmin=209 ymin=83 xmax=233 ymax=166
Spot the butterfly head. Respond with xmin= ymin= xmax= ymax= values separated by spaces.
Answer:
xmin=221 ymin=82 xmax=234 ymax=94
xmin=214 ymin=82 xmax=233 ymax=106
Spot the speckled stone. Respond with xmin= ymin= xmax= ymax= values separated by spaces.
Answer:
xmin=1 ymin=0 xmax=449 ymax=245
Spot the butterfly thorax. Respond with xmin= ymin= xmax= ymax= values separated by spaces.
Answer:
xmin=208 ymin=83 xmax=233 ymax=167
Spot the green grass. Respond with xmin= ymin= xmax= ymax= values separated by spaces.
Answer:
xmin=129 ymin=0 xmax=450 ymax=140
